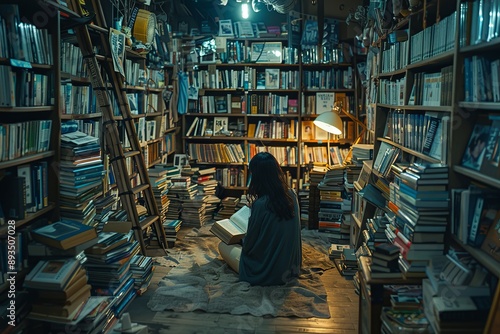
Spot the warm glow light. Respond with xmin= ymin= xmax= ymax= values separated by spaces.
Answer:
xmin=314 ymin=111 xmax=343 ymax=135
xmin=241 ymin=3 xmax=249 ymax=19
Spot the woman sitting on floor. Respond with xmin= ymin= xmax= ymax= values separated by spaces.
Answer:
xmin=218 ymin=152 xmax=302 ymax=286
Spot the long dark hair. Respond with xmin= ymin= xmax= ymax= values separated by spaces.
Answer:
xmin=246 ymin=152 xmax=295 ymax=220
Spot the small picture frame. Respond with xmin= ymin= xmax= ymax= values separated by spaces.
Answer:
xmin=251 ymin=42 xmax=283 ymax=63
xmin=302 ymin=120 xmax=315 ymax=141
xmin=174 ymin=154 xmax=189 ymax=168
xmin=213 ymin=117 xmax=229 ymax=135
xmin=218 ymin=19 xmax=234 ymax=37
xmin=265 ymin=69 xmax=280 ymax=89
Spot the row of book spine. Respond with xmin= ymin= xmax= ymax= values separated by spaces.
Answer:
xmin=0 ymin=4 xmax=54 ymax=65
xmin=0 ymin=66 xmax=53 ymax=107
xmin=0 ymin=120 xmax=52 ymax=162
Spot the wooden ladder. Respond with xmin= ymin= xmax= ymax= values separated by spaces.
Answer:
xmin=66 ymin=0 xmax=167 ymax=254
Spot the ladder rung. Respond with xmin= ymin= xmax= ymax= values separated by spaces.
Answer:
xmin=88 ymin=24 xmax=108 ymax=34
xmin=124 ymin=150 xmax=141 ymax=159
xmin=139 ymin=215 xmax=159 ymax=230
xmin=131 ymin=184 xmax=149 ymax=195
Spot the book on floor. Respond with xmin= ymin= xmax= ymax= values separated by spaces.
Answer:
xmin=210 ymin=205 xmax=251 ymax=244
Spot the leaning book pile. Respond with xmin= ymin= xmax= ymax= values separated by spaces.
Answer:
xmin=59 ymin=129 xmax=104 ymax=227
xmin=390 ymin=162 xmax=449 ymax=278
xmin=84 ymin=231 xmax=140 ymax=318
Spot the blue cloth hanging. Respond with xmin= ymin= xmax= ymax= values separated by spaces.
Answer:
xmin=177 ymin=71 xmax=188 ymax=115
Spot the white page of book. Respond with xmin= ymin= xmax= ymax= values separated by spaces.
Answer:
xmin=230 ymin=205 xmax=250 ymax=232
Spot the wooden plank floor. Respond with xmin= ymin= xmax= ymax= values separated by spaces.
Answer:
xmin=125 ymin=227 xmax=359 ymax=333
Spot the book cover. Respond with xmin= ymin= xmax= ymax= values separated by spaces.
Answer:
xmin=25 ymin=258 xmax=81 ymax=290
xmin=315 ymin=92 xmax=335 ymax=115
xmin=480 ymin=117 xmax=500 ymax=177
xmin=462 ymin=123 xmax=490 ymax=171
xmin=265 ymin=68 xmax=280 ymax=89
xmin=210 ymin=205 xmax=251 ymax=244
xmin=31 ymin=220 xmax=98 ymax=250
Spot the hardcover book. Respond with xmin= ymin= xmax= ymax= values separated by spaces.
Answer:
xmin=31 ymin=220 xmax=98 ymax=250
xmin=210 ymin=205 xmax=250 ymax=244
xmin=24 ymin=258 xmax=81 ymax=290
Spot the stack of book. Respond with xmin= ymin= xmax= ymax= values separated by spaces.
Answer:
xmin=48 ymin=296 xmax=118 ymax=334
xmin=392 ymin=163 xmax=449 ymax=264
xmin=328 ymin=243 xmax=351 ymax=260
xmin=93 ymin=194 xmax=117 ymax=231
xmin=369 ymin=242 xmax=402 ymax=279
xmin=148 ymin=167 xmax=171 ymax=223
xmin=129 ymin=254 xmax=154 ymax=295
xmin=84 ymin=231 xmax=139 ymax=318
xmin=167 ymin=177 xmax=198 ymax=222
xmin=191 ymin=167 xmax=220 ymax=219
xmin=215 ymin=196 xmax=240 ymax=219
xmin=337 ymin=248 xmax=358 ymax=277
xmin=317 ymin=167 xmax=350 ymax=244
xmin=26 ymin=257 xmax=91 ymax=322
xmin=423 ymin=255 xmax=491 ymax=333
xmin=59 ymin=130 xmax=104 ymax=227
xmin=181 ymin=194 xmax=209 ymax=226
xmin=163 ymin=219 xmax=182 ymax=244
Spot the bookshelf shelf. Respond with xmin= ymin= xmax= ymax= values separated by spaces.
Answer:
xmin=458 ymin=102 xmax=500 ymax=111
xmin=378 ymin=68 xmax=406 ymax=78
xmin=148 ymin=158 xmax=162 ymax=168
xmin=453 ymin=166 xmax=500 ymax=190
xmin=248 ymin=89 xmax=300 ymax=93
xmin=302 ymin=88 xmax=355 ymax=93
xmin=60 ymin=73 xmax=91 ymax=83
xmin=246 ymin=114 xmax=298 ymax=118
xmin=183 ymin=136 xmax=246 ymax=141
xmin=246 ymin=138 xmax=298 ymax=143
xmin=195 ymin=162 xmax=245 ymax=166
xmin=61 ymin=113 xmax=102 ymax=120
xmin=164 ymin=127 xmax=177 ymax=134
xmin=302 ymin=63 xmax=353 ymax=68
xmin=185 ymin=113 xmax=244 ymax=117
xmin=406 ymin=50 xmax=454 ymax=70
xmin=144 ymin=111 xmax=163 ymax=117
xmin=377 ymin=137 xmax=441 ymax=163
xmin=376 ymin=104 xmax=452 ymax=112
xmin=452 ymin=235 xmax=500 ymax=278
xmin=459 ymin=36 xmax=500 ymax=54
xmin=0 ymin=204 xmax=56 ymax=235
xmin=0 ymin=151 xmax=55 ymax=170
xmin=0 ymin=106 xmax=56 ymax=113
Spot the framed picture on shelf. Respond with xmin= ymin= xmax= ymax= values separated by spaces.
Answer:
xmin=265 ymin=69 xmax=280 ymax=89
xmin=302 ymin=120 xmax=315 ymax=140
xmin=218 ymin=19 xmax=234 ymax=37
xmin=213 ymin=117 xmax=229 ymax=135
xmin=251 ymin=42 xmax=282 ymax=63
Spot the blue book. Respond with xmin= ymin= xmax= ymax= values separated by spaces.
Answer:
xmin=31 ymin=220 xmax=98 ymax=250
xmin=399 ymin=183 xmax=449 ymax=200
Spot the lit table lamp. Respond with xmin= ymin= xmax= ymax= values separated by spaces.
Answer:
xmin=313 ymin=102 xmax=367 ymax=166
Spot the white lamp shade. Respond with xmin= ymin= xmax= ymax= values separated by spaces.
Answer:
xmin=313 ymin=111 xmax=343 ymax=135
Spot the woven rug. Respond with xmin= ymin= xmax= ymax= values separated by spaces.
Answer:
xmin=147 ymin=225 xmax=334 ymax=318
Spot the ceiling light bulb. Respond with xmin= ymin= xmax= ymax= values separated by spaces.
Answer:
xmin=241 ymin=3 xmax=249 ymax=19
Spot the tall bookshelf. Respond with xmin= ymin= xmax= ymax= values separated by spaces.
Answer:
xmin=355 ymin=0 xmax=500 ymax=332
xmin=180 ymin=34 xmax=360 ymax=194
xmin=0 ymin=2 xmax=62 ymax=329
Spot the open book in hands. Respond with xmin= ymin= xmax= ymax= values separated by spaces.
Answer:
xmin=210 ymin=205 xmax=251 ymax=244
